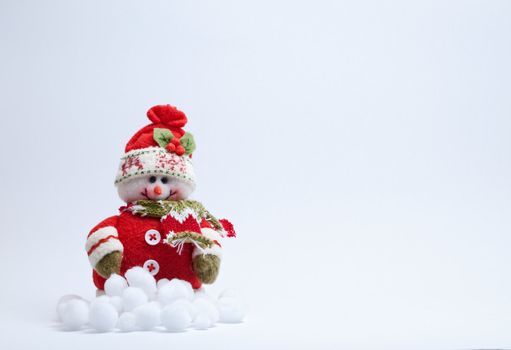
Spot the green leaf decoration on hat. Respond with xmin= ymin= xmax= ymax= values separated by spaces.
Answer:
xmin=180 ymin=132 xmax=196 ymax=155
xmin=153 ymin=128 xmax=174 ymax=148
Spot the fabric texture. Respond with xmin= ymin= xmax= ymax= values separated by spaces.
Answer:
xmin=86 ymin=217 xmax=123 ymax=267
xmin=90 ymin=200 xmax=227 ymax=290
xmin=86 ymin=104 xmax=236 ymax=290
xmin=115 ymin=147 xmax=195 ymax=186
xmin=95 ymin=251 xmax=122 ymax=278
xmin=126 ymin=105 xmax=187 ymax=153
xmin=128 ymin=200 xmax=224 ymax=231
xmin=114 ymin=105 xmax=196 ymax=186
xmin=192 ymin=254 xmax=221 ymax=284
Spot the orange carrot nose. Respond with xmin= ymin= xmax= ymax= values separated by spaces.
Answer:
xmin=153 ymin=186 xmax=162 ymax=195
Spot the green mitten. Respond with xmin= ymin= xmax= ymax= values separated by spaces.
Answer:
xmin=95 ymin=251 xmax=122 ymax=278
xmin=192 ymin=254 xmax=221 ymax=284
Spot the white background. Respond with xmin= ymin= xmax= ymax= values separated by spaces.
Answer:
xmin=1 ymin=0 xmax=510 ymax=349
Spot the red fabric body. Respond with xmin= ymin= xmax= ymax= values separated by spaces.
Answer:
xmin=92 ymin=210 xmax=203 ymax=290
xmin=88 ymin=216 xmax=118 ymax=238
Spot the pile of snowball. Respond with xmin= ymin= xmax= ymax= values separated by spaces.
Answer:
xmin=56 ymin=267 xmax=245 ymax=332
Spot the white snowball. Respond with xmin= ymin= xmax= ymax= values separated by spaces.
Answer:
xmin=194 ymin=287 xmax=218 ymax=304
xmin=170 ymin=299 xmax=198 ymax=320
xmin=60 ymin=299 xmax=89 ymax=331
xmin=218 ymin=297 xmax=245 ymax=323
xmin=90 ymin=295 xmax=110 ymax=307
xmin=193 ymin=313 xmax=212 ymax=330
xmin=109 ymin=296 xmax=123 ymax=314
xmin=125 ymin=267 xmax=157 ymax=298
xmin=147 ymin=300 xmax=163 ymax=310
xmin=133 ymin=303 xmax=161 ymax=331
xmin=117 ymin=312 xmax=137 ymax=332
xmin=57 ymin=282 xmax=244 ymax=332
xmin=57 ymin=295 xmax=85 ymax=322
xmin=169 ymin=278 xmax=194 ymax=293
xmin=158 ymin=279 xmax=194 ymax=305
xmin=89 ymin=301 xmax=118 ymax=332
xmin=58 ymin=294 xmax=83 ymax=304
xmin=104 ymin=274 xmax=128 ymax=297
xmin=121 ymin=287 xmax=148 ymax=312
xmin=218 ymin=288 xmax=240 ymax=299
xmin=157 ymin=278 xmax=170 ymax=289
xmin=193 ymin=298 xmax=219 ymax=324
xmin=161 ymin=304 xmax=192 ymax=332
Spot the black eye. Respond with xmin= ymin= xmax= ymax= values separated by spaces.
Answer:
xmin=149 ymin=176 xmax=157 ymax=183
xmin=161 ymin=177 xmax=168 ymax=184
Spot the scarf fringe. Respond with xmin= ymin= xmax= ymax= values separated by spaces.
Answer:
xmin=167 ymin=231 xmax=214 ymax=255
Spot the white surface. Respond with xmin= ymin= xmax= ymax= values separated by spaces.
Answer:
xmin=218 ymin=296 xmax=245 ymax=323
xmin=1 ymin=0 xmax=511 ymax=349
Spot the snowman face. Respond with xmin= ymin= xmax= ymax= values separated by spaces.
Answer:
xmin=117 ymin=175 xmax=194 ymax=203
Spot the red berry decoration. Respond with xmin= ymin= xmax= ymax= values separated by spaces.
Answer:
xmin=171 ymin=138 xmax=181 ymax=146
xmin=175 ymin=145 xmax=185 ymax=156
xmin=166 ymin=143 xmax=176 ymax=152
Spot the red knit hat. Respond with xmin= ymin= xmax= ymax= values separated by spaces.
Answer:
xmin=115 ymin=105 xmax=196 ymax=187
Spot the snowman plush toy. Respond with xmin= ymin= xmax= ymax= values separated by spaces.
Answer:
xmin=85 ymin=104 xmax=235 ymax=291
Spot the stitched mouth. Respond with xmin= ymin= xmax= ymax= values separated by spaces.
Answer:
xmin=165 ymin=190 xmax=177 ymax=200
xmin=140 ymin=188 xmax=150 ymax=199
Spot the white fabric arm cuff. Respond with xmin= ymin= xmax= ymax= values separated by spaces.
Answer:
xmin=86 ymin=226 xmax=123 ymax=267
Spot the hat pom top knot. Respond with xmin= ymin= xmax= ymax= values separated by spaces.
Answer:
xmin=124 ymin=105 xmax=188 ymax=153
xmin=147 ymin=105 xmax=187 ymax=128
